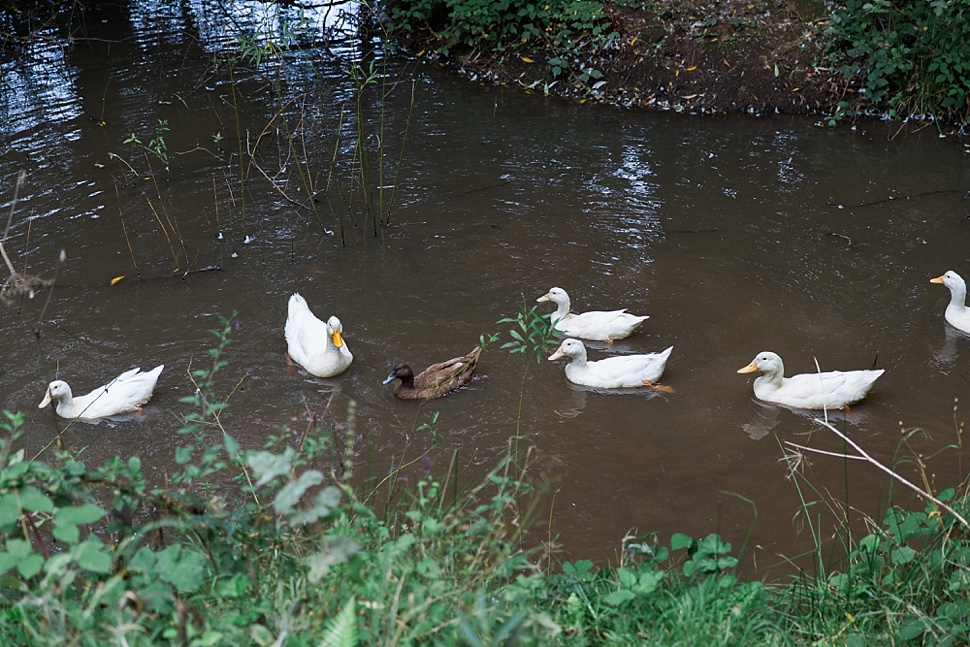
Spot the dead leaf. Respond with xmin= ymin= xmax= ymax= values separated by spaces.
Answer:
xmin=110 ymin=276 xmax=125 ymax=286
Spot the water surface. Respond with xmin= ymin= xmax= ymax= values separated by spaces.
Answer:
xmin=2 ymin=0 xmax=969 ymax=575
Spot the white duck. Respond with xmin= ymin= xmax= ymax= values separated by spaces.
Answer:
xmin=548 ymin=338 xmax=673 ymax=390
xmin=930 ymin=271 xmax=970 ymax=334
xmin=38 ymin=365 xmax=164 ymax=420
xmin=537 ymin=287 xmax=648 ymax=344
xmin=284 ymin=293 xmax=353 ymax=378
xmin=737 ymin=351 xmax=883 ymax=410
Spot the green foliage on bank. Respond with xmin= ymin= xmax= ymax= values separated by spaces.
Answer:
xmin=2 ymin=316 xmax=970 ymax=645
xmin=826 ymin=0 xmax=970 ymax=124
xmin=379 ymin=0 xmax=617 ymax=57
xmin=377 ymin=0 xmax=970 ymax=124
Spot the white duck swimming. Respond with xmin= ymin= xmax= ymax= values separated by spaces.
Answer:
xmin=284 ymin=293 xmax=353 ymax=378
xmin=737 ymin=351 xmax=883 ymax=410
xmin=930 ymin=271 xmax=970 ymax=334
xmin=38 ymin=365 xmax=164 ymax=420
xmin=537 ymin=287 xmax=648 ymax=344
xmin=548 ymin=338 xmax=673 ymax=390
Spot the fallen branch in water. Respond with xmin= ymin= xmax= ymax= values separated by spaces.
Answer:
xmin=1 ymin=171 xmax=61 ymax=309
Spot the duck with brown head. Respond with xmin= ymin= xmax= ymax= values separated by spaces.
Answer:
xmin=383 ymin=347 xmax=482 ymax=400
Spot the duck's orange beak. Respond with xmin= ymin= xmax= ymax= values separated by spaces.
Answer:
xmin=548 ymin=345 xmax=566 ymax=361
xmin=536 ymin=293 xmax=551 ymax=303
xmin=737 ymin=361 xmax=758 ymax=374
xmin=931 ymin=275 xmax=945 ymax=284
xmin=38 ymin=390 xmax=52 ymax=409
xmin=331 ymin=329 xmax=344 ymax=348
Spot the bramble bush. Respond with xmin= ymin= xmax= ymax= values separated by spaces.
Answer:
xmin=379 ymin=0 xmax=616 ymax=57
xmin=826 ymin=0 xmax=970 ymax=124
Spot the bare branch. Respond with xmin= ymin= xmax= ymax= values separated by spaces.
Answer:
xmin=805 ymin=418 xmax=969 ymax=531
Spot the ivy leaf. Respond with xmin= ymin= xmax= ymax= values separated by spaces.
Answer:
xmin=157 ymin=545 xmax=206 ymax=592
xmin=55 ymin=503 xmax=106 ymax=526
xmin=287 ymin=486 xmax=343 ymax=526
xmin=0 ymin=493 xmax=21 ymax=527
xmin=602 ymin=590 xmax=635 ymax=607
xmin=307 ymin=536 xmax=359 ymax=583
xmin=670 ymin=533 xmax=694 ymax=551
xmin=53 ymin=524 xmax=80 ymax=544
xmin=891 ymin=546 xmax=917 ymax=565
xmin=0 ymin=539 xmax=33 ymax=575
xmin=18 ymin=554 xmax=44 ymax=579
xmin=128 ymin=547 xmax=157 ymax=574
xmin=18 ymin=486 xmax=54 ymax=513
xmin=247 ymin=449 xmax=294 ymax=487
xmin=74 ymin=539 xmax=112 ymax=574
xmin=274 ymin=470 xmax=324 ymax=515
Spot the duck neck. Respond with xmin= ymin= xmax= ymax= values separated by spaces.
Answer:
xmin=567 ymin=349 xmax=589 ymax=369
xmin=54 ymin=393 xmax=73 ymax=415
xmin=949 ymin=284 xmax=968 ymax=309
xmin=756 ymin=368 xmax=784 ymax=389
xmin=550 ymin=300 xmax=570 ymax=324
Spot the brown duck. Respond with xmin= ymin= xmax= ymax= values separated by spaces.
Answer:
xmin=382 ymin=346 xmax=482 ymax=400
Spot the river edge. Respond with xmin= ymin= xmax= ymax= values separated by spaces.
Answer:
xmin=380 ymin=0 xmax=966 ymax=135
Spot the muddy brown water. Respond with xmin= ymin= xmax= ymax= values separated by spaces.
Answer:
xmin=3 ymin=1 xmax=970 ymax=577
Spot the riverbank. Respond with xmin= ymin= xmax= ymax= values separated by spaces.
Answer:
xmin=383 ymin=0 xmax=840 ymax=118
xmin=379 ymin=0 xmax=969 ymax=130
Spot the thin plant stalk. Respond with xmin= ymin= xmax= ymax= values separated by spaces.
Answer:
xmin=382 ymin=80 xmax=415 ymax=229
xmin=146 ymin=197 xmax=180 ymax=271
xmin=228 ymin=60 xmax=248 ymax=232
xmin=0 ymin=170 xmax=26 ymax=276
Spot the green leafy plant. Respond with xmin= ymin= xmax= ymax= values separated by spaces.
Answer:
xmin=498 ymin=299 xmax=557 ymax=363
xmin=123 ymin=118 xmax=171 ymax=165
xmin=381 ymin=0 xmax=617 ymax=59
xmin=671 ymin=532 xmax=739 ymax=578
xmin=825 ymin=0 xmax=970 ymax=124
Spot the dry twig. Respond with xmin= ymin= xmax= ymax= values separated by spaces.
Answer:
xmin=785 ymin=418 xmax=970 ymax=531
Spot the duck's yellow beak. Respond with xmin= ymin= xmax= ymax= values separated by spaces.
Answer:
xmin=548 ymin=346 xmax=565 ymax=361
xmin=38 ymin=390 xmax=52 ymax=409
xmin=737 ymin=361 xmax=758 ymax=374
xmin=331 ymin=329 xmax=344 ymax=348
xmin=536 ymin=293 xmax=551 ymax=303
xmin=931 ymin=275 xmax=945 ymax=284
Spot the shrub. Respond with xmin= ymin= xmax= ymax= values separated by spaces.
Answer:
xmin=826 ymin=0 xmax=970 ymax=123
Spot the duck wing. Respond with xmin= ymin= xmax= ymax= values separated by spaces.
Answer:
xmin=778 ymin=369 xmax=884 ymax=409
xmin=285 ymin=294 xmax=329 ymax=362
xmin=572 ymin=347 xmax=671 ymax=388
xmin=74 ymin=365 xmax=164 ymax=418
xmin=556 ymin=310 xmax=648 ymax=341
xmin=414 ymin=347 xmax=482 ymax=392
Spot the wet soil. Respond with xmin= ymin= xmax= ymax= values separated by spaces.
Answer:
xmin=395 ymin=0 xmax=847 ymax=118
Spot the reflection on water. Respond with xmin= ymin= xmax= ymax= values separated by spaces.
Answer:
xmin=3 ymin=0 xmax=970 ymax=577
xmin=931 ymin=324 xmax=970 ymax=370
